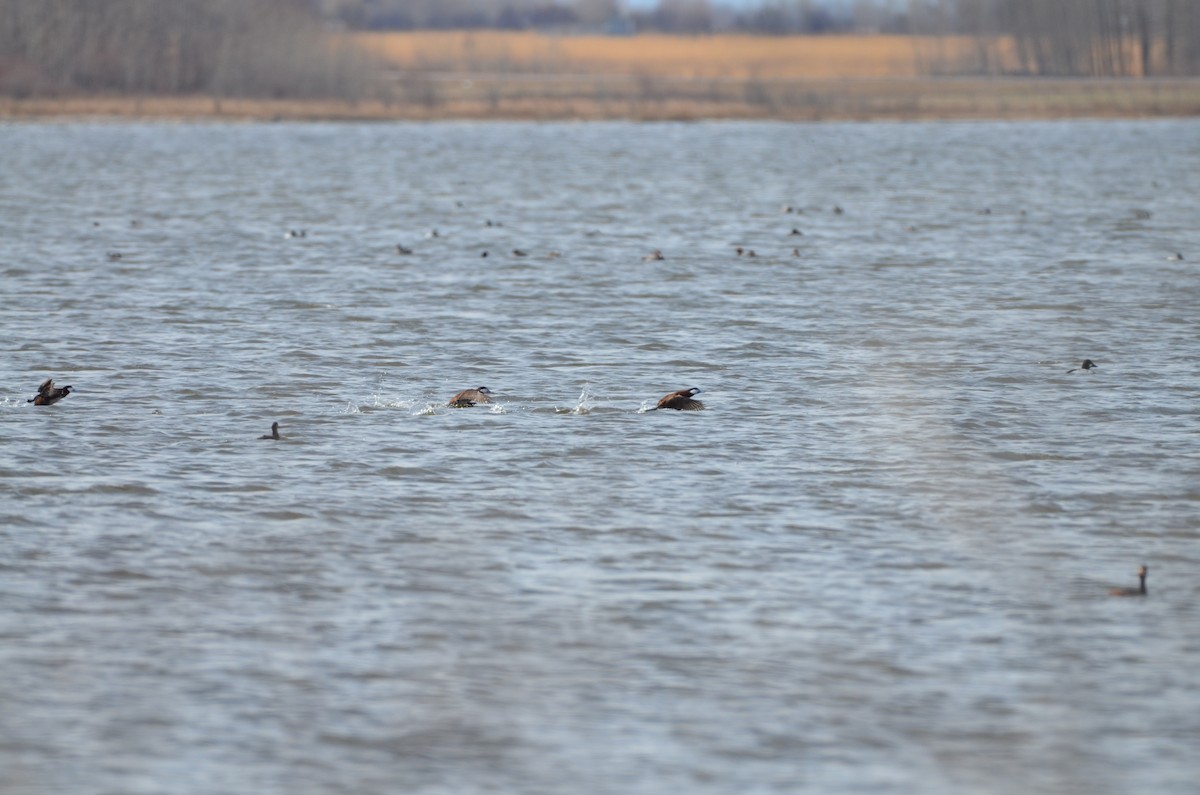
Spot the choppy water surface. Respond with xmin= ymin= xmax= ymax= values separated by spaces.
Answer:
xmin=2 ymin=120 xmax=1199 ymax=794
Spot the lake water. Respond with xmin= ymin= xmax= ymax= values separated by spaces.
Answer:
xmin=1 ymin=119 xmax=1198 ymax=794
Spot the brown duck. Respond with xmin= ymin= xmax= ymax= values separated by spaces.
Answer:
xmin=651 ymin=387 xmax=704 ymax=411
xmin=449 ymin=386 xmax=493 ymax=408
xmin=28 ymin=378 xmax=74 ymax=406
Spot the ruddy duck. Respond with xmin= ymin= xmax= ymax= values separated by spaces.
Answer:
xmin=259 ymin=422 xmax=281 ymax=440
xmin=651 ymin=387 xmax=704 ymax=411
xmin=1109 ymin=565 xmax=1147 ymax=597
xmin=28 ymin=378 xmax=73 ymax=406
xmin=1067 ymin=359 xmax=1097 ymax=374
xmin=449 ymin=386 xmax=493 ymax=407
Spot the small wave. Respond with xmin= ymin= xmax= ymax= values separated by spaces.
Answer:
xmin=372 ymin=397 xmax=417 ymax=409
xmin=414 ymin=403 xmax=440 ymax=416
xmin=343 ymin=401 xmax=361 ymax=415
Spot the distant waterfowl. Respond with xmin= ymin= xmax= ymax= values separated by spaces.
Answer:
xmin=106 ymin=251 xmax=123 ymax=261
xmin=746 ymin=249 xmax=757 ymax=257
xmin=285 ymin=229 xmax=307 ymax=239
xmin=781 ymin=205 xmax=795 ymax=214
xmin=512 ymin=249 xmax=528 ymax=257
xmin=833 ymin=205 xmax=844 ymax=215
xmin=1166 ymin=252 xmax=1185 ymax=261
xmin=449 ymin=386 xmax=493 ymax=407
xmin=643 ymin=249 xmax=665 ymax=261
xmin=259 ymin=422 xmax=281 ymax=440
xmin=396 ymin=244 xmax=413 ymax=255
xmin=651 ymin=387 xmax=704 ymax=411
xmin=790 ymin=228 xmax=804 ymax=236
xmin=736 ymin=247 xmax=744 ymax=256
xmin=480 ymin=251 xmax=489 ymax=258
xmin=791 ymin=248 xmax=801 ymax=257
xmin=1067 ymin=359 xmax=1097 ymax=374
xmin=28 ymin=378 xmax=73 ymax=406
xmin=1109 ymin=565 xmax=1148 ymax=597
xmin=427 ymin=229 xmax=440 ymax=238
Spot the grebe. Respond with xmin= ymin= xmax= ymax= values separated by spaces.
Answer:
xmin=1109 ymin=565 xmax=1147 ymax=597
xmin=651 ymin=387 xmax=704 ymax=411
xmin=449 ymin=387 xmax=493 ymax=407
xmin=28 ymin=379 xmax=74 ymax=406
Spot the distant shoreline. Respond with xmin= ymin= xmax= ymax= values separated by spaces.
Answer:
xmin=3 ymin=77 xmax=1199 ymax=123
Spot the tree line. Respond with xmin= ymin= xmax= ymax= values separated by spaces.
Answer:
xmin=2 ymin=0 xmax=1198 ymax=101
xmin=0 ymin=0 xmax=375 ymax=98
xmin=940 ymin=0 xmax=1200 ymax=76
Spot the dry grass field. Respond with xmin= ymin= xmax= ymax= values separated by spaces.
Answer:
xmin=3 ymin=33 xmax=1199 ymax=121
xmin=355 ymin=31 xmax=966 ymax=79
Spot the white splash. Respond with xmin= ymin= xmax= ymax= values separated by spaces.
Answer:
xmin=571 ymin=384 xmax=596 ymax=415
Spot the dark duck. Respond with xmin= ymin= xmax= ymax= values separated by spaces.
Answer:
xmin=1109 ymin=565 xmax=1148 ymax=597
xmin=28 ymin=378 xmax=74 ymax=406
xmin=259 ymin=422 xmax=281 ymax=440
xmin=1067 ymin=359 xmax=1097 ymax=374
xmin=449 ymin=386 xmax=493 ymax=408
xmin=651 ymin=387 xmax=704 ymax=411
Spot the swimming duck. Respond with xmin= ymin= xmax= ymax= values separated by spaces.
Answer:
xmin=651 ymin=387 xmax=704 ymax=411
xmin=1109 ymin=565 xmax=1147 ymax=597
xmin=643 ymin=249 xmax=665 ymax=261
xmin=396 ymin=244 xmax=413 ymax=255
xmin=28 ymin=378 xmax=73 ymax=406
xmin=1067 ymin=359 xmax=1097 ymax=374
xmin=259 ymin=422 xmax=281 ymax=440
xmin=449 ymin=386 xmax=493 ymax=407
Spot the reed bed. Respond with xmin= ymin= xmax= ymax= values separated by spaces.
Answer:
xmin=355 ymin=32 xmax=977 ymax=79
xmin=4 ymin=32 xmax=1199 ymax=121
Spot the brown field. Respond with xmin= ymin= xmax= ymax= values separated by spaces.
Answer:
xmin=355 ymin=31 xmax=966 ymax=79
xmin=3 ymin=33 xmax=1200 ymax=122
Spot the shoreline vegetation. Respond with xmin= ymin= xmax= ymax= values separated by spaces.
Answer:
xmin=5 ymin=74 xmax=1200 ymax=122
xmin=2 ymin=1 xmax=1199 ymax=123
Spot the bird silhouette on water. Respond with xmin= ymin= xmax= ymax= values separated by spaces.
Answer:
xmin=1067 ymin=359 xmax=1097 ymax=374
xmin=259 ymin=422 xmax=281 ymax=440
xmin=1109 ymin=565 xmax=1147 ymax=597
xmin=28 ymin=378 xmax=73 ymax=406
xmin=449 ymin=387 xmax=493 ymax=408
xmin=649 ymin=387 xmax=704 ymax=411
